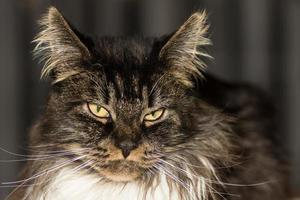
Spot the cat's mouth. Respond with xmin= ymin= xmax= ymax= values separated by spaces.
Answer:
xmin=86 ymin=141 xmax=157 ymax=182
xmin=97 ymin=160 xmax=146 ymax=182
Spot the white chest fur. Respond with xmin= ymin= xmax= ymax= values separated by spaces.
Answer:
xmin=29 ymin=167 xmax=180 ymax=200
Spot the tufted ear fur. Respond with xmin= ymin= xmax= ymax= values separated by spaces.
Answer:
xmin=159 ymin=11 xmax=212 ymax=87
xmin=33 ymin=7 xmax=91 ymax=84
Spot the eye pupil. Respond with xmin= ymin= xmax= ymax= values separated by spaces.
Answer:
xmin=87 ymin=103 xmax=110 ymax=119
xmin=144 ymin=108 xmax=165 ymax=122
xmin=96 ymin=105 xmax=101 ymax=112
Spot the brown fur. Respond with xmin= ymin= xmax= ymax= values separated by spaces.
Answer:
xmin=6 ymin=7 xmax=289 ymax=200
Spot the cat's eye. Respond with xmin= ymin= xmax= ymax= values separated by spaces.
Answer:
xmin=144 ymin=108 xmax=165 ymax=122
xmin=87 ymin=103 xmax=110 ymax=118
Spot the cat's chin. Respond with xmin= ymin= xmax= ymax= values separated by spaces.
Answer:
xmin=98 ymin=161 xmax=144 ymax=182
xmin=101 ymin=170 xmax=140 ymax=182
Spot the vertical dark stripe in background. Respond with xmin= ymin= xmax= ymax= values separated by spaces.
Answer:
xmin=203 ymin=0 xmax=242 ymax=80
xmin=0 ymin=0 xmax=299 ymax=197
xmin=95 ymin=0 xmax=125 ymax=36
xmin=285 ymin=0 xmax=300 ymax=188
xmin=240 ymin=0 xmax=271 ymax=90
xmin=123 ymin=0 xmax=140 ymax=35
xmin=269 ymin=0 xmax=286 ymax=102
xmin=268 ymin=0 xmax=288 ymax=157
xmin=223 ymin=0 xmax=242 ymax=80
xmin=17 ymin=1 xmax=48 ymax=147
xmin=82 ymin=0 xmax=96 ymax=34
xmin=0 ymin=1 xmax=20 ymax=199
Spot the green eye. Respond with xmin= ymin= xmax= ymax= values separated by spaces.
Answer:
xmin=144 ymin=108 xmax=165 ymax=122
xmin=87 ymin=103 xmax=110 ymax=118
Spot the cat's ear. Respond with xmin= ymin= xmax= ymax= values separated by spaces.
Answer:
xmin=159 ymin=11 xmax=212 ymax=87
xmin=33 ymin=7 xmax=91 ymax=83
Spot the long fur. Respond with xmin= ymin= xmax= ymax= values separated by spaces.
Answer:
xmin=33 ymin=7 xmax=90 ymax=83
xmin=159 ymin=11 xmax=212 ymax=87
xmin=5 ymin=7 xmax=289 ymax=200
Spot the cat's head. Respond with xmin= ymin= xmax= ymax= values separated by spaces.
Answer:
xmin=33 ymin=7 xmax=215 ymax=182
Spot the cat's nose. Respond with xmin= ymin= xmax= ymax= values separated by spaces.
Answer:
xmin=115 ymin=139 xmax=138 ymax=158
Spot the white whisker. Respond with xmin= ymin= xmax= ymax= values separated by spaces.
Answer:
xmin=4 ymin=155 xmax=87 ymax=200
xmin=2 ymin=155 xmax=86 ymax=185
xmin=0 ymin=146 xmax=90 ymax=159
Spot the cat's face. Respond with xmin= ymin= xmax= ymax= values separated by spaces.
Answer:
xmin=44 ymin=43 xmax=194 ymax=182
xmin=48 ymin=61 xmax=189 ymax=182
xmin=34 ymin=7 xmax=211 ymax=182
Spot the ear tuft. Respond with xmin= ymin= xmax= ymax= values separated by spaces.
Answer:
xmin=33 ymin=6 xmax=91 ymax=83
xmin=159 ymin=11 xmax=212 ymax=87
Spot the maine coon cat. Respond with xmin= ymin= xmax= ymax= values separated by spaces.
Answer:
xmin=7 ymin=7 xmax=288 ymax=200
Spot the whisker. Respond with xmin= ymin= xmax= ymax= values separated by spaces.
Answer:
xmin=2 ymin=159 xmax=94 ymax=189
xmin=70 ymin=159 xmax=94 ymax=173
xmin=26 ymin=147 xmax=92 ymax=153
xmin=202 ymin=179 xmax=225 ymax=200
xmin=4 ymin=155 xmax=87 ymax=200
xmin=152 ymin=151 xmax=240 ymax=170
xmin=154 ymin=163 xmax=191 ymax=195
xmin=0 ymin=151 xmax=88 ymax=163
xmin=2 ymin=155 xmax=86 ymax=185
xmin=158 ymin=157 xmax=274 ymax=188
xmin=0 ymin=146 xmax=90 ymax=158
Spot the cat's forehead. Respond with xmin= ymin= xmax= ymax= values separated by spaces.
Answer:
xmin=94 ymin=37 xmax=154 ymax=67
xmin=105 ymin=69 xmax=150 ymax=104
xmin=89 ymin=37 xmax=162 ymax=104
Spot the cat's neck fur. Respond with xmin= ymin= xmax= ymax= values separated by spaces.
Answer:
xmin=24 ymin=166 xmax=181 ymax=200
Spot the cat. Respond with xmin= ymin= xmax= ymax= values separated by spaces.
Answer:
xmin=6 ymin=6 xmax=289 ymax=200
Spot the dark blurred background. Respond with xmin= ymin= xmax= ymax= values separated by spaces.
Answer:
xmin=0 ymin=0 xmax=299 ymax=198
